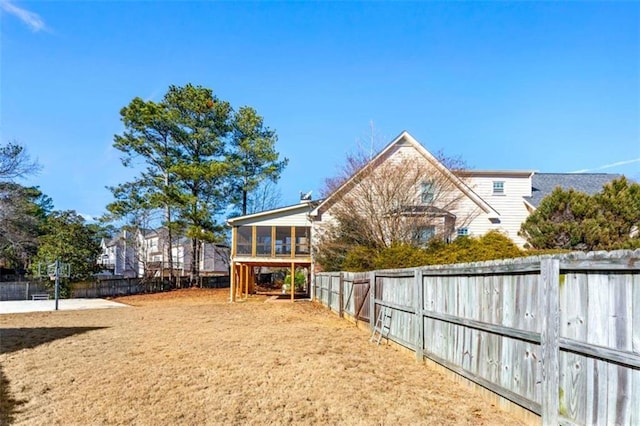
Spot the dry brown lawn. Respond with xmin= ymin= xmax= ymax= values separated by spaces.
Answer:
xmin=1 ymin=288 xmax=524 ymax=425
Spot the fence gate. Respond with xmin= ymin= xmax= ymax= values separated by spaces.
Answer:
xmin=353 ymin=279 xmax=370 ymax=322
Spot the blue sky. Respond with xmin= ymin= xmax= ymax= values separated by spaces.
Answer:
xmin=2 ymin=1 xmax=639 ymax=221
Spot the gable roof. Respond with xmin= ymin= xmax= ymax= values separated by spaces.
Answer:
xmin=525 ymin=173 xmax=621 ymax=207
xmin=311 ymin=131 xmax=500 ymax=217
xmin=227 ymin=200 xmax=319 ymax=226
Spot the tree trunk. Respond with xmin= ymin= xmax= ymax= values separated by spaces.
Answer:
xmin=190 ymin=237 xmax=199 ymax=287
xmin=242 ymin=189 xmax=247 ymax=216
xmin=164 ymin=171 xmax=175 ymax=288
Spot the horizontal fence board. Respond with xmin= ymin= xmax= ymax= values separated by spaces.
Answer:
xmin=560 ymin=260 xmax=640 ymax=272
xmin=423 ymin=310 xmax=541 ymax=344
xmin=373 ymin=299 xmax=415 ymax=315
xmin=424 ymin=343 xmax=542 ymax=414
xmin=420 ymin=262 xmax=541 ymax=276
xmin=560 ymin=339 xmax=640 ymax=370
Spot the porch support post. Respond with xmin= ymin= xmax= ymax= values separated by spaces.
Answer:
xmin=249 ymin=267 xmax=255 ymax=294
xmin=291 ymin=261 xmax=295 ymax=302
xmin=230 ymin=261 xmax=236 ymax=302
xmin=238 ymin=264 xmax=243 ymax=300
xmin=244 ymin=264 xmax=249 ymax=299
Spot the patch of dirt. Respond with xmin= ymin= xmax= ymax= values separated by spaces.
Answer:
xmin=110 ymin=287 xmax=236 ymax=306
xmin=0 ymin=288 xmax=525 ymax=425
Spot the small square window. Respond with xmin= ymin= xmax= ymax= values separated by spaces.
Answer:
xmin=457 ymin=228 xmax=469 ymax=236
xmin=493 ymin=181 xmax=505 ymax=195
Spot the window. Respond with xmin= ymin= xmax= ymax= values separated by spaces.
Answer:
xmin=421 ymin=181 xmax=435 ymax=204
xmin=236 ymin=226 xmax=252 ymax=255
xmin=457 ymin=228 xmax=469 ymax=237
xmin=256 ymin=226 xmax=272 ymax=256
xmin=295 ymin=227 xmax=310 ymax=255
xmin=275 ymin=227 xmax=292 ymax=256
xmin=415 ymin=226 xmax=435 ymax=245
xmin=493 ymin=181 xmax=505 ymax=195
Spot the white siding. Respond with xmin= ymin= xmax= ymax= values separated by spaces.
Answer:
xmin=232 ymin=207 xmax=312 ymax=227
xmin=201 ymin=244 xmax=230 ymax=273
xmin=314 ymin=142 xmax=534 ymax=248
xmin=463 ymin=175 xmax=532 ymax=247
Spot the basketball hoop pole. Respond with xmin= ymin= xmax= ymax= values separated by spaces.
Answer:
xmin=54 ymin=260 xmax=60 ymax=311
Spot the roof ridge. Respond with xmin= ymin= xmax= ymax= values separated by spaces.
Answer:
xmin=535 ymin=172 xmax=622 ymax=176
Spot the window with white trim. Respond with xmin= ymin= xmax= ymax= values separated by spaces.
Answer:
xmin=421 ymin=181 xmax=435 ymax=204
xmin=493 ymin=181 xmax=505 ymax=195
xmin=415 ymin=226 xmax=436 ymax=245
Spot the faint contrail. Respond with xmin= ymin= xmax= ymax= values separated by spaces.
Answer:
xmin=571 ymin=157 xmax=640 ymax=173
xmin=144 ymin=89 xmax=161 ymax=102
xmin=0 ymin=0 xmax=46 ymax=31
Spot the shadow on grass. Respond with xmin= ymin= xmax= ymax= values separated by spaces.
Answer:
xmin=0 ymin=327 xmax=107 ymax=355
xmin=0 ymin=327 xmax=106 ymax=424
xmin=0 ymin=366 xmax=26 ymax=425
xmin=271 ymin=293 xmax=311 ymax=300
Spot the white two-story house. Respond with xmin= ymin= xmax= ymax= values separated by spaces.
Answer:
xmin=98 ymin=228 xmax=229 ymax=278
xmin=226 ymin=131 xmax=620 ymax=300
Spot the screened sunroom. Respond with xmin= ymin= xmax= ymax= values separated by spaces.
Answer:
xmin=227 ymin=201 xmax=316 ymax=302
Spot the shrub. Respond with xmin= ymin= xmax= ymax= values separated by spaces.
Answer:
xmin=373 ymin=244 xmax=431 ymax=270
xmin=338 ymin=231 xmax=525 ymax=272
xmin=342 ymin=245 xmax=377 ymax=272
xmin=283 ymin=271 xmax=306 ymax=291
xmin=429 ymin=231 xmax=523 ymax=264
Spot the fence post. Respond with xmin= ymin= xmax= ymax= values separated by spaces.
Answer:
xmin=540 ymin=258 xmax=560 ymax=425
xmin=339 ymin=272 xmax=344 ymax=318
xmin=414 ymin=267 xmax=424 ymax=361
xmin=369 ymin=271 xmax=376 ymax=333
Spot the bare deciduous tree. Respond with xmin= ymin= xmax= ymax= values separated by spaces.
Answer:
xmin=315 ymin=136 xmax=476 ymax=270
xmin=0 ymin=142 xmax=40 ymax=181
xmin=0 ymin=142 xmax=44 ymax=270
xmin=245 ymin=180 xmax=283 ymax=215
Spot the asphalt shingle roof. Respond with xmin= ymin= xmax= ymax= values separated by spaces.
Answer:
xmin=526 ymin=173 xmax=621 ymax=207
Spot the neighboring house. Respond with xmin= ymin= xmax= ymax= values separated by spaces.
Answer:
xmin=311 ymin=132 xmax=537 ymax=247
xmin=97 ymin=230 xmax=139 ymax=278
xmin=525 ymin=173 xmax=622 ymax=208
xmin=171 ymin=237 xmax=230 ymax=277
xmin=97 ymin=228 xmax=230 ymax=278
xmin=226 ymin=131 xmax=621 ymax=298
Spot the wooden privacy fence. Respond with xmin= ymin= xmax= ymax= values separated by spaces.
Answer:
xmin=0 ymin=281 xmax=51 ymax=301
xmin=72 ymin=278 xmax=165 ymax=298
xmin=73 ymin=276 xmax=230 ymax=298
xmin=0 ymin=276 xmax=230 ymax=300
xmin=313 ymin=250 xmax=640 ymax=425
xmin=315 ymin=272 xmax=371 ymax=323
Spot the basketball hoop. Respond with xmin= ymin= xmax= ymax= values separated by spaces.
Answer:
xmin=34 ymin=260 xmax=71 ymax=312
xmin=35 ymin=261 xmax=71 ymax=281
xmin=47 ymin=262 xmax=70 ymax=278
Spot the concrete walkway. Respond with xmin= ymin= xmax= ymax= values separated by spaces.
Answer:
xmin=0 ymin=298 xmax=131 ymax=314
